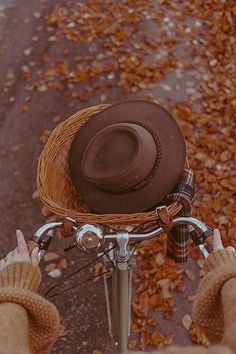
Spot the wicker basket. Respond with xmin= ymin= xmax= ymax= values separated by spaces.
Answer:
xmin=37 ymin=104 xmax=183 ymax=225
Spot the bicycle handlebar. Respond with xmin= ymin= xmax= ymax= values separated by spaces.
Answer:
xmin=31 ymin=215 xmax=212 ymax=261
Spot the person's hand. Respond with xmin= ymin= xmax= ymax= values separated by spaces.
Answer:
xmin=206 ymin=228 xmax=235 ymax=253
xmin=0 ymin=230 xmax=39 ymax=271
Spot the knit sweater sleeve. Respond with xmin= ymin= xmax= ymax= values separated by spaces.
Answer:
xmin=0 ymin=262 xmax=60 ymax=354
xmin=192 ymin=249 xmax=236 ymax=352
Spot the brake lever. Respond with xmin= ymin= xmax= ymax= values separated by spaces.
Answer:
xmin=37 ymin=229 xmax=54 ymax=260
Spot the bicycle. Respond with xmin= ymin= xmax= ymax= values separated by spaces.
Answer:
xmin=30 ymin=207 xmax=212 ymax=354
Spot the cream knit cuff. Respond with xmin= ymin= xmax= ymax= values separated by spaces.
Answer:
xmin=0 ymin=288 xmax=60 ymax=354
xmin=204 ymin=249 xmax=236 ymax=274
xmin=0 ymin=262 xmax=41 ymax=292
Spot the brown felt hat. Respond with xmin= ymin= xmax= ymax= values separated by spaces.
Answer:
xmin=69 ymin=100 xmax=186 ymax=213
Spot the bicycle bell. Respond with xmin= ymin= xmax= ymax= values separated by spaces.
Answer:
xmin=75 ymin=224 xmax=104 ymax=251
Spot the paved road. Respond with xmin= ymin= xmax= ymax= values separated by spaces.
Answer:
xmin=0 ymin=1 xmax=202 ymax=353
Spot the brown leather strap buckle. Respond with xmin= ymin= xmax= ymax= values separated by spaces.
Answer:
xmin=155 ymin=206 xmax=172 ymax=233
xmin=61 ymin=216 xmax=76 ymax=237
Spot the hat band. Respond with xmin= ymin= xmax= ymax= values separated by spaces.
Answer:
xmin=98 ymin=120 xmax=162 ymax=195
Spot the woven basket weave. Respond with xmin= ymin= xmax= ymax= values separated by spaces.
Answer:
xmin=37 ymin=104 xmax=183 ymax=225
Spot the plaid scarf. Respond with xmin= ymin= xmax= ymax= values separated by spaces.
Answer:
xmin=165 ymin=167 xmax=195 ymax=264
xmin=132 ymin=167 xmax=195 ymax=264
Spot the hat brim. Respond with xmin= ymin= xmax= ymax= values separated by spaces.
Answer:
xmin=69 ymin=100 xmax=186 ymax=213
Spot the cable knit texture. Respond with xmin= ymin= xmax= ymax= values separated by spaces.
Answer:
xmin=0 ymin=262 xmax=60 ymax=354
xmin=192 ymin=249 xmax=236 ymax=349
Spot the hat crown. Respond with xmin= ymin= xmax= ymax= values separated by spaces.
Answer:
xmin=81 ymin=123 xmax=157 ymax=193
xmin=69 ymin=100 xmax=186 ymax=213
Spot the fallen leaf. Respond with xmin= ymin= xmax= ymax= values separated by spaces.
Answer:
xmin=155 ymin=252 xmax=165 ymax=266
xmin=147 ymin=317 xmax=158 ymax=326
xmin=39 ymin=129 xmax=51 ymax=143
xmin=182 ymin=314 xmax=192 ymax=331
xmin=58 ymin=324 xmax=70 ymax=337
xmin=32 ymin=190 xmax=39 ymax=199
xmin=45 ymin=263 xmax=56 ymax=272
xmin=150 ymin=330 xmax=165 ymax=345
xmin=23 ymin=47 xmax=33 ymax=56
xmin=57 ymin=258 xmax=68 ymax=269
xmin=41 ymin=205 xmax=52 ymax=217
xmin=48 ymin=268 xmax=62 ymax=278
xmin=140 ymin=330 xmax=149 ymax=351
xmin=52 ymin=115 xmax=61 ymax=123
xmin=93 ymin=262 xmax=103 ymax=282
xmin=43 ymin=252 xmax=60 ymax=262
xmin=176 ymin=278 xmax=187 ymax=292
xmin=163 ymin=333 xmax=174 ymax=345
xmin=20 ymin=105 xmax=29 ymax=112
xmin=128 ymin=339 xmax=137 ymax=350
xmin=10 ymin=144 xmax=20 ymax=152
xmin=187 ymin=294 xmax=197 ymax=302
xmin=185 ymin=269 xmax=195 ymax=280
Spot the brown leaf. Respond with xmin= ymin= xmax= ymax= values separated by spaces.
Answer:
xmin=10 ymin=144 xmax=20 ymax=152
xmin=43 ymin=252 xmax=60 ymax=262
xmin=57 ymin=258 xmax=68 ymax=270
xmin=41 ymin=205 xmax=52 ymax=217
xmin=185 ymin=269 xmax=195 ymax=280
xmin=147 ymin=317 xmax=158 ymax=326
xmin=155 ymin=252 xmax=165 ymax=266
xmin=52 ymin=115 xmax=61 ymax=123
xmin=58 ymin=324 xmax=69 ymax=337
xmin=45 ymin=263 xmax=56 ymax=272
xmin=150 ymin=330 xmax=165 ymax=345
xmin=140 ymin=330 xmax=149 ymax=351
xmin=176 ymin=278 xmax=187 ymax=292
xmin=32 ymin=190 xmax=39 ymax=199
xmin=39 ymin=129 xmax=51 ymax=144
xmin=163 ymin=333 xmax=174 ymax=345
xmin=20 ymin=105 xmax=29 ymax=112
xmin=128 ymin=339 xmax=137 ymax=350
xmin=94 ymin=262 xmax=103 ymax=275
xmin=187 ymin=294 xmax=197 ymax=302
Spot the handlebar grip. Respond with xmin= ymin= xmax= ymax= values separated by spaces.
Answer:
xmin=201 ymin=228 xmax=213 ymax=240
xmin=190 ymin=228 xmax=213 ymax=245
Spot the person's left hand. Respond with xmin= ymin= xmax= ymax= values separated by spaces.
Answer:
xmin=0 ymin=230 xmax=39 ymax=271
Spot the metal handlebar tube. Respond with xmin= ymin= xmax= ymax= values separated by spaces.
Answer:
xmin=33 ymin=221 xmax=64 ymax=240
xmin=171 ymin=216 xmax=212 ymax=257
xmin=103 ymin=216 xmax=211 ymax=258
xmin=33 ymin=215 xmax=212 ymax=261
xmin=32 ymin=222 xmax=64 ymax=262
xmin=171 ymin=216 xmax=213 ymax=243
